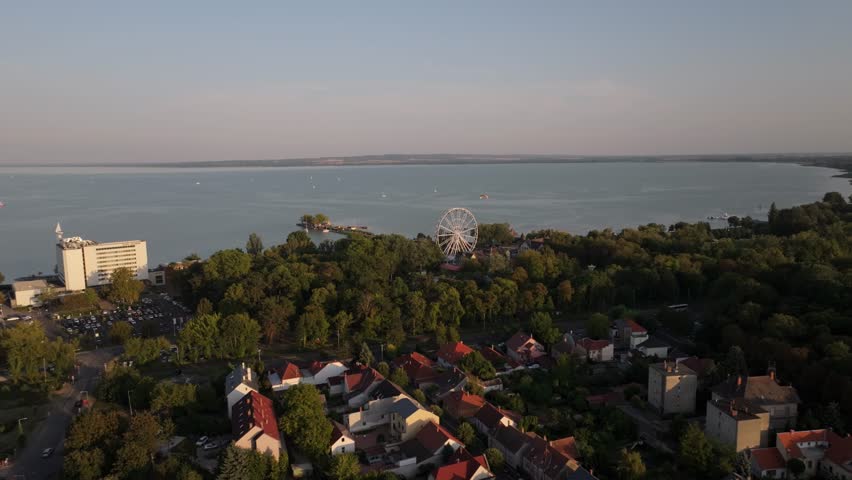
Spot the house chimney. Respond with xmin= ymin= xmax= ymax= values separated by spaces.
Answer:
xmin=736 ymin=375 xmax=742 ymax=387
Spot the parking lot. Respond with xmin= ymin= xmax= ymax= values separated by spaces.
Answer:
xmin=57 ymin=293 xmax=191 ymax=346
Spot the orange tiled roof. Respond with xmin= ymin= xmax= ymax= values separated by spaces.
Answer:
xmin=437 ymin=342 xmax=474 ymax=365
xmin=751 ymin=447 xmax=786 ymax=470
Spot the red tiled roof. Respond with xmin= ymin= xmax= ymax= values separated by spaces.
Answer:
xmin=549 ymin=436 xmax=580 ymax=460
xmin=625 ymin=319 xmax=646 ymax=333
xmin=777 ymin=429 xmax=829 ymax=459
xmin=751 ymin=447 xmax=786 ymax=471
xmin=277 ymin=361 xmax=302 ymax=380
xmin=416 ymin=421 xmax=462 ymax=453
xmin=826 ymin=431 xmax=852 ymax=468
xmin=444 ymin=391 xmax=486 ymax=418
xmin=437 ymin=342 xmax=474 ymax=365
xmin=478 ymin=346 xmax=507 ymax=364
xmin=578 ymin=337 xmax=610 ymax=351
xmin=394 ymin=353 xmax=437 ymax=384
xmin=345 ymin=366 xmax=384 ymax=393
xmin=231 ymin=391 xmax=280 ymax=441
xmin=433 ymin=457 xmax=491 ymax=480
xmin=408 ymin=352 xmax=434 ymax=367
xmin=525 ymin=434 xmax=575 ymax=478
xmin=506 ymin=332 xmax=534 ymax=352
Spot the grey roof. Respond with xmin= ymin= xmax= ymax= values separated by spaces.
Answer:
xmin=370 ymin=379 xmax=406 ymax=400
xmin=566 ymin=467 xmax=599 ymax=480
xmin=637 ymin=336 xmax=670 ymax=349
xmin=390 ymin=397 xmax=421 ymax=419
xmin=712 ymin=375 xmax=801 ymax=405
xmin=492 ymin=425 xmax=529 ymax=453
xmin=13 ymin=279 xmax=48 ymax=291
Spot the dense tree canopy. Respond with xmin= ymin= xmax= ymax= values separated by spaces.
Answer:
xmin=160 ymin=193 xmax=852 ymax=431
xmin=278 ymin=384 xmax=333 ymax=461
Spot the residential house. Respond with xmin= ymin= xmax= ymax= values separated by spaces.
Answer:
xmin=505 ymin=332 xmax=547 ymax=365
xmin=705 ymin=398 xmax=770 ymax=452
xmin=343 ymin=365 xmax=385 ymax=408
xmin=443 ymin=391 xmax=486 ymax=420
xmin=523 ymin=433 xmax=580 ymax=480
xmin=551 ymin=334 xmax=576 ymax=358
xmin=711 ymin=368 xmax=800 ymax=430
xmin=330 ymin=420 xmax=356 ymax=456
xmin=472 ymin=402 xmax=520 ymax=436
xmin=231 ymin=391 xmax=282 ymax=459
xmin=489 ymin=425 xmax=531 ymax=469
xmin=430 ymin=449 xmax=493 ymax=480
xmin=345 ymin=389 xmax=438 ymax=443
xmin=268 ymin=361 xmax=302 ymax=392
xmin=574 ymin=338 xmax=614 ymax=362
xmin=636 ymin=336 xmax=670 ymax=359
xmin=394 ymin=421 xmax=464 ymax=478
xmin=428 ymin=368 xmax=468 ymax=401
xmin=479 ymin=346 xmax=523 ymax=375
xmin=647 ymin=361 xmax=698 ymax=415
xmin=750 ymin=429 xmax=852 ymax=479
xmin=437 ymin=342 xmax=474 ymax=368
xmin=394 ymin=352 xmax=438 ymax=386
xmin=613 ymin=319 xmax=648 ymax=349
xmin=225 ymin=363 xmax=259 ymax=419
xmin=301 ymin=360 xmax=348 ymax=386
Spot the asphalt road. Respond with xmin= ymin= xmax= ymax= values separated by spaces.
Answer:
xmin=6 ymin=346 xmax=121 ymax=480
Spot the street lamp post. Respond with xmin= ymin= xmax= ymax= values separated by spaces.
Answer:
xmin=17 ymin=417 xmax=28 ymax=435
xmin=127 ymin=390 xmax=134 ymax=416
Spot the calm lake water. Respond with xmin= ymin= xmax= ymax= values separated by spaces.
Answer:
xmin=0 ymin=162 xmax=849 ymax=280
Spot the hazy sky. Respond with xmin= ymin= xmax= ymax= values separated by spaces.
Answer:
xmin=2 ymin=1 xmax=852 ymax=164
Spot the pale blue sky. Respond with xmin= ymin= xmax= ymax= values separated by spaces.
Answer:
xmin=2 ymin=1 xmax=852 ymax=164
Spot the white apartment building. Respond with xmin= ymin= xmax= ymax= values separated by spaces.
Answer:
xmin=56 ymin=230 xmax=148 ymax=291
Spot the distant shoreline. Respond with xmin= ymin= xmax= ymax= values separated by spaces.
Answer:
xmin=4 ymin=154 xmax=852 ymax=182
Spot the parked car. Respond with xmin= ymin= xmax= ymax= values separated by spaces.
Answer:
xmin=203 ymin=441 xmax=218 ymax=451
xmin=41 ymin=447 xmax=54 ymax=458
xmin=195 ymin=436 xmax=209 ymax=447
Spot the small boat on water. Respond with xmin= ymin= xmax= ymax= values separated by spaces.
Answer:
xmin=322 ymin=229 xmax=330 ymax=233
xmin=381 ymin=192 xmax=387 ymax=198
xmin=479 ymin=193 xmax=489 ymax=200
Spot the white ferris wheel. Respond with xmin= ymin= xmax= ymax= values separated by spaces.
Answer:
xmin=435 ymin=207 xmax=478 ymax=257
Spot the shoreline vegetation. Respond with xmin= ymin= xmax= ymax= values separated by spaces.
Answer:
xmin=7 ymin=153 xmax=852 ymax=182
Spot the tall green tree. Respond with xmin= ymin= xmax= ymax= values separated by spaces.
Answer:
xmin=327 ymin=453 xmax=360 ymax=480
xmin=278 ymin=384 xmax=333 ymax=461
xmin=246 ymin=232 xmax=264 ymax=256
xmin=617 ymin=448 xmax=646 ymax=480
xmin=107 ymin=267 xmax=144 ymax=305
xmin=109 ymin=321 xmax=133 ymax=345
xmin=530 ymin=312 xmax=561 ymax=345
xmin=179 ymin=314 xmax=220 ymax=362
xmin=585 ymin=313 xmax=610 ymax=339
xmin=678 ymin=423 xmax=713 ymax=476
xmin=217 ymin=313 xmax=261 ymax=359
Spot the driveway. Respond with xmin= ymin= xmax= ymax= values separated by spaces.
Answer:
xmin=6 ymin=346 xmax=121 ymax=480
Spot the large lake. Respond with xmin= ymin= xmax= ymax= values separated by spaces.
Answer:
xmin=0 ymin=162 xmax=849 ymax=279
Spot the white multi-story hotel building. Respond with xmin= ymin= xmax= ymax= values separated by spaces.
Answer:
xmin=55 ymin=225 xmax=148 ymax=291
